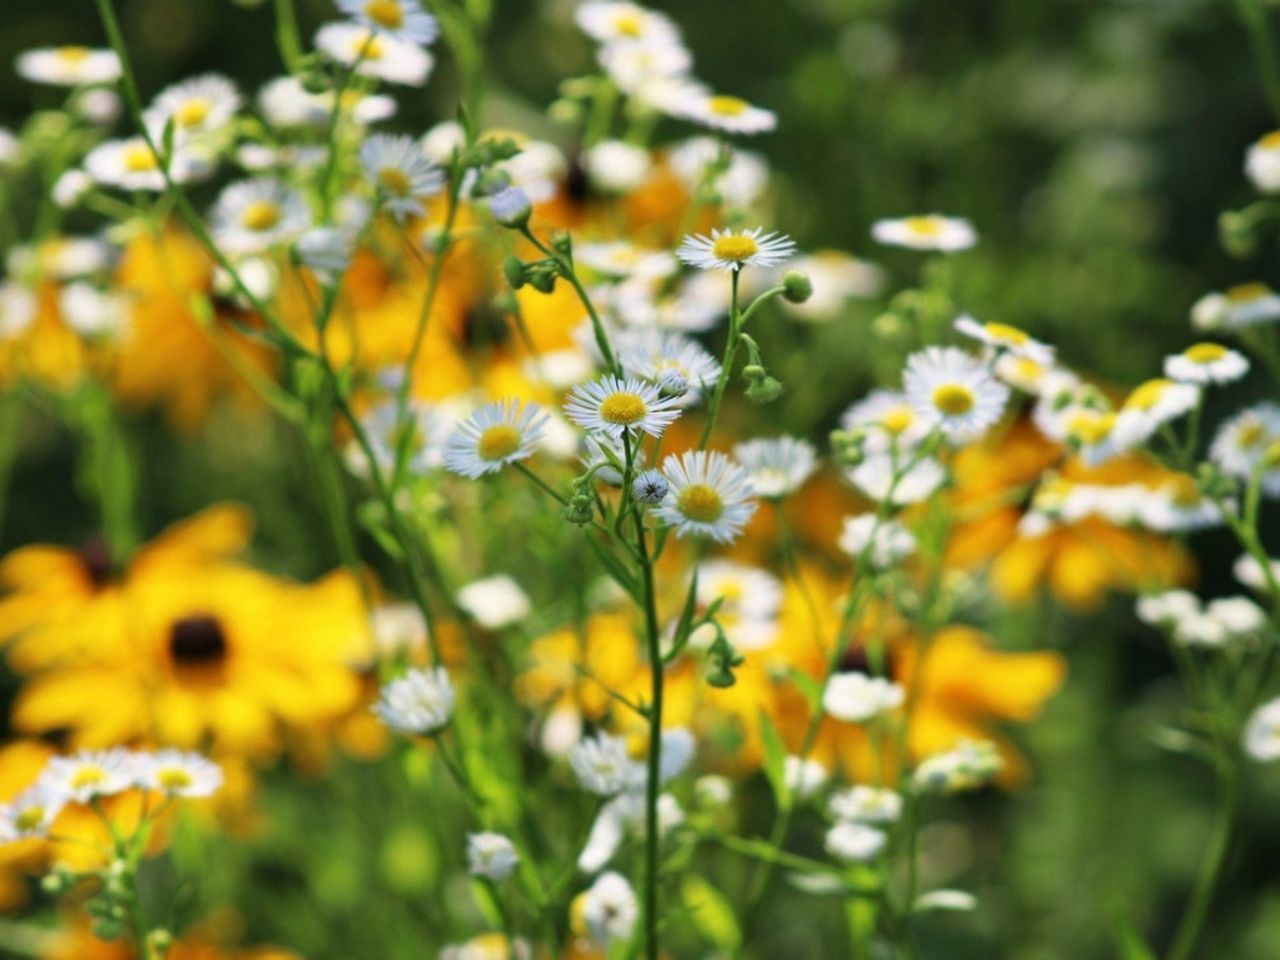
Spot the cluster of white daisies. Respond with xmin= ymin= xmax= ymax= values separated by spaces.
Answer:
xmin=0 ymin=748 xmax=223 ymax=843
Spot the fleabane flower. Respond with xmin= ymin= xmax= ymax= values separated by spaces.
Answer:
xmin=847 ymin=454 xmax=946 ymax=505
xmin=616 ymin=328 xmax=721 ymax=405
xmin=782 ymin=250 xmax=886 ymax=320
xmin=825 ymin=822 xmax=887 ymax=863
xmin=903 ymin=346 xmax=1009 ymax=442
xmin=467 ymin=832 xmax=519 ymax=881
xmin=954 ymin=315 xmax=1054 ymax=364
xmin=732 ymin=436 xmax=817 ymax=498
xmin=40 ymin=749 xmax=138 ymax=804
xmin=838 ymin=515 xmax=916 ymax=570
xmin=137 ymin=751 xmax=223 ymax=798
xmin=1113 ymin=378 xmax=1200 ymax=448
xmin=823 ymin=673 xmax=905 ymax=723
xmin=565 ymin=375 xmax=682 ymax=439
xmin=443 ymin=400 xmax=547 ymax=478
xmin=829 ymin=785 xmax=902 ymax=824
xmin=841 ymin=390 xmax=931 ymax=453
xmin=16 ymin=47 xmax=120 ymax=87
xmin=0 ymin=785 xmax=65 ymax=840
xmin=1210 ymin=403 xmax=1280 ymax=483
xmin=1245 ymin=697 xmax=1280 ymax=762
xmin=144 ymin=74 xmax=241 ymax=147
xmin=578 ymin=872 xmax=639 ymax=946
xmin=1192 ymin=283 xmax=1280 ymax=330
xmin=1139 ymin=475 xmax=1227 ymax=532
xmin=1246 ymin=130 xmax=1280 ymax=193
xmin=656 ymin=451 xmax=758 ymax=543
xmin=570 ymin=732 xmax=632 ymax=797
xmin=784 ymin=756 xmax=830 ymax=800
xmin=872 ymin=215 xmax=976 ymax=252
xmin=456 ymin=575 xmax=531 ymax=630
xmin=314 ymin=23 xmax=434 ymax=86
xmin=577 ymin=241 xmax=677 ymax=281
xmin=338 ymin=0 xmax=440 ymax=44
xmin=576 ymin=2 xmax=681 ymax=45
xmin=84 ymin=137 xmax=207 ymax=192
xmin=1063 ymin=409 xmax=1129 ymax=467
xmin=211 ymin=178 xmax=310 ymax=255
xmin=672 ymin=91 xmax=777 ymax=135
xmin=361 ymin=133 xmax=445 ymax=220
xmin=1164 ymin=342 xmax=1249 ymax=386
xmin=375 ymin=667 xmax=456 ymax=735
xmin=677 ymin=226 xmax=795 ymax=272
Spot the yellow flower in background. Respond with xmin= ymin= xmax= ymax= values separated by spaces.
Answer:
xmin=42 ymin=916 xmax=303 ymax=960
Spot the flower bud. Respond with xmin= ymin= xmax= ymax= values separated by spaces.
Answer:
xmin=657 ymin=368 xmax=689 ymax=398
xmin=632 ymin=470 xmax=669 ymax=505
xmin=503 ymin=255 xmax=527 ymax=290
xmin=564 ymin=493 xmax=595 ymax=526
xmin=489 ymin=186 xmax=532 ymax=228
xmin=782 ymin=270 xmax=813 ymax=304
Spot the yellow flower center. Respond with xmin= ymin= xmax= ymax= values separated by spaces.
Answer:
xmin=1185 ymin=342 xmax=1227 ymax=364
xmin=880 ymin=406 xmax=915 ymax=434
xmin=241 ymin=201 xmax=282 ymax=233
xmin=176 ymin=98 xmax=213 ymax=128
xmin=57 ymin=47 xmax=90 ymax=64
xmin=123 ymin=144 xmax=158 ymax=173
xmin=157 ymin=768 xmax=193 ymax=791
xmin=932 ymin=383 xmax=975 ymax=416
xmin=985 ymin=322 xmax=1029 ymax=345
xmin=15 ymin=807 xmax=45 ymax=832
xmin=599 ymin=391 xmax=648 ymax=425
xmin=351 ymin=32 xmax=385 ymax=60
xmin=1126 ymin=379 xmax=1171 ymax=412
xmin=614 ymin=12 xmax=644 ymax=36
xmin=1237 ymin=421 xmax=1267 ymax=449
xmin=677 ymin=483 xmax=724 ymax=523
xmin=1068 ymin=411 xmax=1116 ymax=445
xmin=477 ymin=424 xmax=521 ymax=461
xmin=707 ymin=95 xmax=749 ymax=117
xmin=1167 ymin=476 xmax=1201 ymax=507
xmin=1226 ymin=282 xmax=1269 ymax=303
xmin=364 ymin=0 xmax=405 ymax=29
xmin=71 ymin=766 xmax=106 ymax=790
xmin=903 ymin=216 xmax=942 ymax=237
xmin=711 ymin=234 xmax=759 ymax=262
xmin=1261 ymin=130 xmax=1280 ymax=150
xmin=377 ymin=166 xmax=412 ymax=196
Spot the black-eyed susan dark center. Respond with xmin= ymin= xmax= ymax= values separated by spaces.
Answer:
xmin=170 ymin=614 xmax=229 ymax=666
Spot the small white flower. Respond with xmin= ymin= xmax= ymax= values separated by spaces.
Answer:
xmin=828 ymin=785 xmax=902 ymax=824
xmin=53 ymin=170 xmax=93 ymax=209
xmin=144 ymin=74 xmax=241 ymax=146
xmin=443 ymin=399 xmax=547 ymax=478
xmin=456 ymin=575 xmax=531 ymax=630
xmin=576 ymin=2 xmax=682 ymax=45
xmin=903 ymin=346 xmax=1009 ymax=442
xmin=1206 ymin=596 xmax=1267 ymax=637
xmin=841 ymin=389 xmax=931 ymax=453
xmin=314 ymin=23 xmax=434 ymax=86
xmin=672 ymin=91 xmax=777 ymax=135
xmin=361 ymin=133 xmax=445 ymax=220
xmin=822 ymin=673 xmax=905 ymax=723
xmin=75 ymin=88 xmax=121 ymax=125
xmin=1112 ymin=379 xmax=1201 ymax=449
xmin=847 ymin=454 xmax=946 ymax=505
xmin=912 ymin=740 xmax=1002 ymax=794
xmin=696 ymin=560 xmax=782 ymax=651
xmin=0 ymin=785 xmax=65 ymax=840
xmin=584 ymin=139 xmax=652 ymax=193
xmin=488 ymin=186 xmax=533 ymax=227
xmin=1138 ymin=477 xmax=1227 ymax=533
xmin=666 ymin=136 xmax=769 ymax=208
xmin=598 ymin=40 xmax=692 ymax=97
xmin=58 ymin=283 xmax=126 ymax=338
xmin=579 ymin=871 xmax=639 ymax=946
xmin=570 ymin=732 xmax=632 ymax=797
xmin=338 ymin=0 xmax=439 ymax=44
xmin=211 ymin=178 xmax=310 ymax=255
xmin=1061 ymin=409 xmax=1130 ymax=467
xmin=616 ymin=328 xmax=721 ymax=404
xmin=993 ymin=353 xmax=1061 ymax=395
xmin=16 ymin=47 xmax=120 ymax=87
xmin=954 ymin=315 xmax=1054 ymax=364
xmin=1210 ymin=403 xmax=1280 ymax=488
xmin=825 ymin=822 xmax=886 ymax=863
xmin=136 ymin=750 xmax=223 ymax=798
xmin=784 ymin=756 xmax=830 ymax=800
xmin=695 ymin=775 xmax=733 ymax=808
xmin=872 ymin=214 xmax=976 ymax=252
xmin=838 ymin=515 xmax=916 ymax=570
xmin=565 ymin=375 xmax=683 ymax=439
xmin=1246 ymin=130 xmax=1280 ymax=193
xmin=577 ymin=242 xmax=677 ymax=281
xmin=732 ymin=436 xmax=817 ymax=499
xmin=375 ymin=667 xmax=456 ymax=735
xmin=1191 ymin=283 xmax=1280 ymax=331
xmin=85 ymin=137 xmax=208 ymax=192
xmin=40 ymin=749 xmax=138 ymax=804
xmin=677 ymin=226 xmax=795 ymax=272
xmin=467 ymin=832 xmax=519 ymax=881
xmin=657 ymin=450 xmax=758 ymax=543
xmin=370 ymin=603 xmax=428 ymax=658
xmin=1236 ymin=553 xmax=1280 ymax=595
xmin=1246 ymin=697 xmax=1280 ymax=761
xmin=1136 ymin=590 xmax=1201 ymax=629
xmin=0 ymin=129 xmax=17 ymax=167
xmin=1164 ymin=342 xmax=1249 ymax=386
xmin=296 ymin=227 xmax=355 ymax=277
xmin=0 ymin=283 xmax=37 ymax=339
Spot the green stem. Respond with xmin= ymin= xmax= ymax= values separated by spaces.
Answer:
xmin=272 ymin=0 xmax=304 ymax=74
xmin=0 ymin=391 xmax=21 ymax=544
xmin=700 ymin=271 xmax=740 ymax=449
xmin=1164 ymin=761 xmax=1239 ymax=960
xmin=1234 ymin=0 xmax=1280 ymax=123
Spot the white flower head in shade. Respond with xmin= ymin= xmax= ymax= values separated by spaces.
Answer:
xmin=85 ymin=137 xmax=208 ymax=192
xmin=58 ymin=284 xmax=127 ymax=339
xmin=672 ymin=91 xmax=777 ymax=135
xmin=598 ymin=41 xmax=692 ymax=98
xmin=1246 ymin=697 xmax=1280 ymax=761
xmin=829 ymin=785 xmax=902 ymax=824
xmin=0 ymin=785 xmax=65 ymax=840
xmin=579 ymin=871 xmax=639 ymax=946
xmin=695 ymin=560 xmax=781 ymax=651
xmin=467 ymin=831 xmax=519 ymax=881
xmin=784 ymin=756 xmax=830 ymax=801
xmin=732 ymin=436 xmax=817 ymax=498
xmin=912 ymin=740 xmax=1002 ymax=794
xmin=370 ymin=602 xmax=428 ymax=659
xmin=456 ymin=575 xmax=531 ymax=630
xmin=954 ymin=315 xmax=1054 ymax=364
xmin=677 ymin=226 xmax=795 ymax=272
xmin=40 ymin=749 xmax=138 ymax=804
xmin=443 ymin=400 xmax=547 ymax=478
xmin=583 ymin=140 xmax=653 ymax=193
xmin=666 ymin=136 xmax=770 ymax=208
xmin=616 ymin=328 xmax=721 ymax=404
xmin=357 ymin=399 xmax=451 ymax=477
xmin=576 ymin=2 xmax=682 ymax=45
xmin=657 ymin=451 xmax=758 ymax=543
xmin=838 ymin=515 xmax=916 ymax=570
xmin=841 ymin=389 xmax=931 ymax=454
xmin=570 ymin=732 xmax=633 ymax=797
xmin=1136 ymin=589 xmax=1201 ymax=630
xmin=338 ymin=0 xmax=439 ymax=45
xmin=1192 ymin=283 xmax=1280 ymax=331
xmin=137 ymin=751 xmax=223 ymax=798
xmin=1112 ymin=379 xmax=1201 ymax=449
xmin=1164 ymin=342 xmax=1249 ymax=386
xmin=872 ymin=215 xmax=976 ymax=253
xmin=1139 ymin=475 xmax=1227 ymax=533
xmin=296 ymin=227 xmax=355 ymax=278
xmin=781 ymin=250 xmax=886 ymax=320
xmin=847 ymin=454 xmax=946 ymax=506
xmin=565 ymin=374 xmax=682 ymax=439
xmin=904 ymin=346 xmax=1009 ymax=442
xmin=825 ymin=821 xmax=887 ymax=863
xmin=577 ymin=242 xmax=677 ymax=281
xmin=374 ymin=667 xmax=456 ymax=735
xmin=16 ymin=47 xmax=121 ymax=87
xmin=54 ymin=170 xmax=93 ymax=209
xmin=144 ymin=74 xmax=241 ymax=146
xmin=0 ymin=283 xmax=37 ymax=339
xmin=361 ymin=133 xmax=444 ymax=220
xmin=211 ymin=178 xmax=310 ymax=255
xmin=1246 ymin=130 xmax=1280 ymax=193
xmin=1210 ymin=402 xmax=1280 ymax=489
xmin=695 ymin=775 xmax=733 ymax=808
xmin=1236 ymin=553 xmax=1280 ymax=595
xmin=314 ymin=23 xmax=434 ymax=86
xmin=76 ymin=87 xmax=122 ymax=125
xmin=994 ymin=353 xmax=1062 ymax=396
xmin=822 ymin=673 xmax=905 ymax=723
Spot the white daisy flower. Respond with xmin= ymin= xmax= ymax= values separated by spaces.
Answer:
xmin=610 ymin=273 xmax=728 ymax=333
xmin=443 ymin=399 xmax=547 ymax=478
xmin=828 ymin=785 xmax=902 ymax=824
xmin=361 ymin=133 xmax=445 ymax=220
xmin=841 ymin=389 xmax=931 ymax=453
xmin=76 ymin=88 xmax=122 ymax=125
xmin=1164 ymin=342 xmax=1249 ymax=385
xmin=137 ymin=751 xmax=223 ymax=798
xmin=144 ymin=74 xmax=241 ymax=146
xmin=1247 ymin=698 xmax=1280 ymax=761
xmin=954 ymin=315 xmax=1054 ymax=364
xmin=912 ymin=740 xmax=1002 ymax=794
xmin=0 ymin=283 xmax=37 ymax=339
xmin=374 ymin=666 xmax=456 ymax=735
xmin=370 ymin=603 xmax=429 ymax=659
xmin=337 ymin=0 xmax=439 ymax=44
xmin=58 ymin=283 xmax=127 ymax=338
xmin=577 ymin=242 xmax=677 ymax=281
xmin=673 ymin=91 xmax=777 ymax=135
xmin=616 ymin=328 xmax=721 ymax=404
xmin=822 ymin=672 xmax=905 ymax=723
xmin=580 ymin=871 xmax=639 ymax=946
xmin=1191 ymin=283 xmax=1280 ymax=331
xmin=570 ymin=732 xmax=632 ymax=797
xmin=296 ymin=227 xmax=355 ymax=277
xmin=838 ymin=515 xmax=916 ymax=570
xmin=1062 ymin=410 xmax=1130 ymax=467
xmin=84 ymin=137 xmax=207 ymax=192
xmin=656 ymin=450 xmax=758 ymax=543
xmin=314 ymin=23 xmax=434 ymax=86
xmin=0 ymin=785 xmax=65 ymax=840
xmin=903 ymin=346 xmax=1009 ymax=442
xmin=1206 ymin=596 xmax=1267 ymax=636
xmin=1136 ymin=590 xmax=1201 ymax=629
xmin=666 ymin=136 xmax=770 ymax=208
xmin=583 ymin=139 xmax=653 ymax=193
xmin=1210 ymin=403 xmax=1280 ymax=486
xmin=354 ymin=399 xmax=451 ymax=478
xmin=456 ymin=575 xmax=531 ymax=630
xmin=993 ymin=353 xmax=1063 ymax=395
xmin=847 ymin=454 xmax=946 ymax=505
xmin=872 ymin=214 xmax=976 ymax=252
xmin=211 ymin=178 xmax=310 ymax=255
xmin=1139 ymin=476 xmax=1227 ymax=532
xmin=16 ymin=47 xmax=120 ymax=87
xmin=576 ymin=2 xmax=681 ymax=46
xmin=40 ymin=749 xmax=138 ymax=804
xmin=695 ymin=560 xmax=781 ymax=651
xmin=467 ymin=831 xmax=519 ymax=881
xmin=780 ymin=251 xmax=886 ymax=320
xmin=1112 ymin=378 xmax=1201 ymax=448
xmin=825 ymin=822 xmax=887 ymax=863
xmin=677 ymin=226 xmax=795 ymax=272
xmin=497 ymin=140 xmax=568 ymax=204
xmin=598 ymin=39 xmax=692 ymax=96
xmin=1246 ymin=130 xmax=1280 ymax=193
xmin=565 ymin=375 xmax=682 ymax=439
xmin=53 ymin=169 xmax=93 ymax=209
xmin=784 ymin=756 xmax=830 ymax=800
xmin=732 ymin=436 xmax=817 ymax=498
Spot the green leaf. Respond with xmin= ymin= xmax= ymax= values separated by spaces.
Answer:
xmin=758 ymin=709 xmax=790 ymax=810
xmin=665 ymin=568 xmax=701 ymax=662
xmin=787 ymin=668 xmax=823 ymax=713
xmin=680 ymin=874 xmax=741 ymax=950
xmin=586 ymin=535 xmax=641 ymax=603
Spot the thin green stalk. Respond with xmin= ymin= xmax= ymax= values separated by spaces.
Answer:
xmin=0 ymin=391 xmax=21 ymax=544
xmin=700 ymin=270 xmax=740 ymax=449
xmin=1234 ymin=0 xmax=1280 ymax=123
xmin=272 ymin=0 xmax=304 ymax=74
